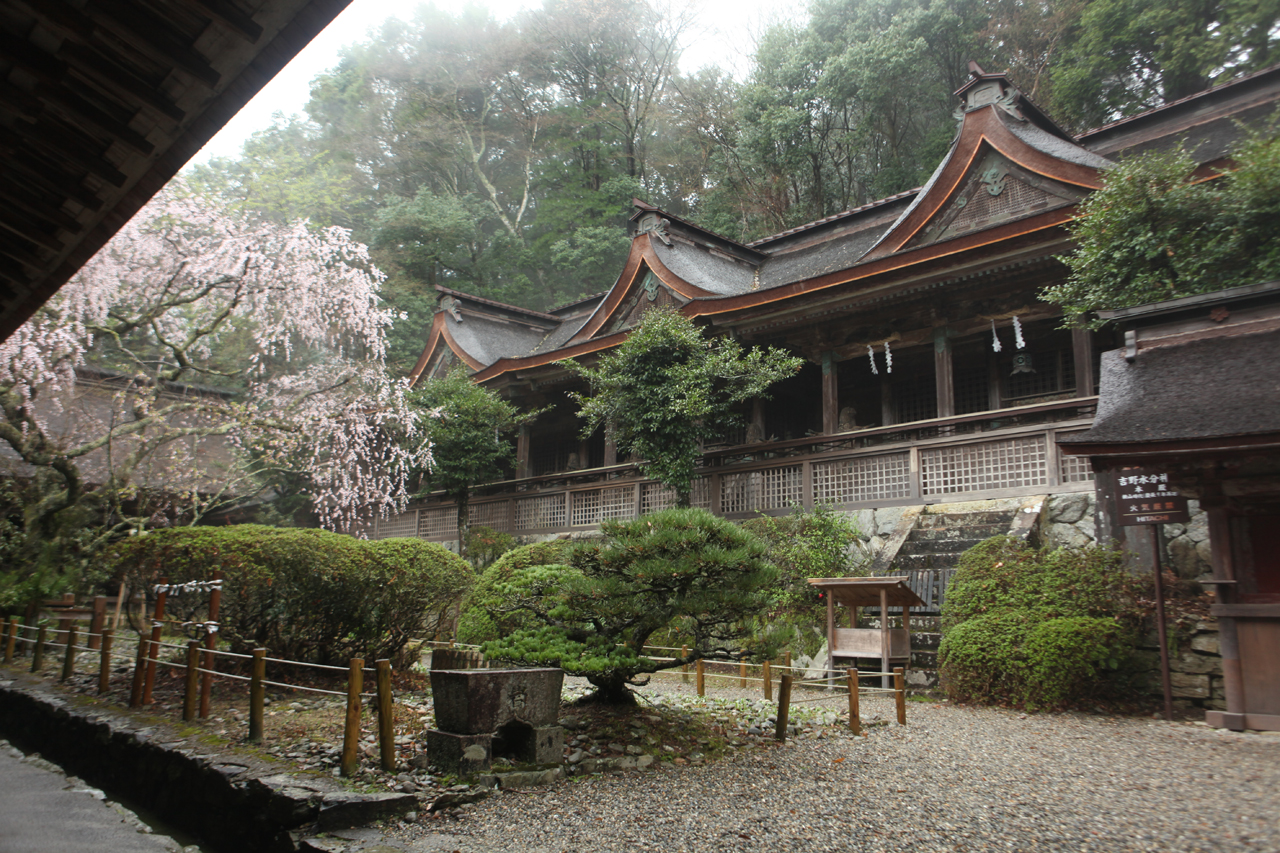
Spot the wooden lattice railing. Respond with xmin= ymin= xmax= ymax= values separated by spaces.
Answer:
xmin=375 ymin=399 xmax=1097 ymax=542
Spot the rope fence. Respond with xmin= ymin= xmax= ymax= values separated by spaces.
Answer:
xmin=421 ymin=639 xmax=909 ymax=738
xmin=2 ymin=612 xmax=397 ymax=778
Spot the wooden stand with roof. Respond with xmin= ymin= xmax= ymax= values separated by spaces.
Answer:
xmin=809 ymin=577 xmax=925 ymax=688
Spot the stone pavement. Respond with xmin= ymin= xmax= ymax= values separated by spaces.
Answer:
xmin=0 ymin=741 xmax=195 ymax=853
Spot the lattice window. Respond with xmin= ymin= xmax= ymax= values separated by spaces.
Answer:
xmin=1056 ymin=433 xmax=1096 ymax=483
xmin=812 ymin=454 xmax=911 ymax=504
xmin=921 ymin=436 xmax=1048 ymax=496
xmin=640 ymin=479 xmax=710 ymax=513
xmin=514 ymin=494 xmax=566 ymax=530
xmin=720 ymin=465 xmax=802 ymax=513
xmin=469 ymin=502 xmax=509 ymax=532
xmin=419 ymin=507 xmax=457 ymax=538
xmin=570 ymin=487 xmax=636 ymax=526
xmin=954 ymin=361 xmax=990 ymax=415
xmin=894 ymin=371 xmax=937 ymax=423
xmin=376 ymin=510 xmax=418 ymax=540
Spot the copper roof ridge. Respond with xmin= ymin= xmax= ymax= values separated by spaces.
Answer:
xmin=1079 ymin=61 xmax=1280 ymax=140
xmin=746 ymin=190 xmax=921 ymax=247
xmin=630 ymin=199 xmax=765 ymax=257
xmin=548 ymin=291 xmax=608 ymax=313
xmin=434 ymin=285 xmax=559 ymax=321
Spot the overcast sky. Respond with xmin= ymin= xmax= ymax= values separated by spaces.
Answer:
xmin=192 ymin=0 xmax=803 ymax=164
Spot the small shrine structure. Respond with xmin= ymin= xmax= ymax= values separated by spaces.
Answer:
xmin=808 ymin=576 xmax=925 ymax=687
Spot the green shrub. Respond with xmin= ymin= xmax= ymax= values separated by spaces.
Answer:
xmin=107 ymin=525 xmax=474 ymax=664
xmin=938 ymin=535 xmax=1142 ymax=710
xmin=456 ymin=539 xmax=574 ymax=645
xmin=475 ymin=508 xmax=781 ymax=703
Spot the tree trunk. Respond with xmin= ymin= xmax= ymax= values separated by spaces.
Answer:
xmin=456 ymin=489 xmax=470 ymax=560
xmin=585 ymin=674 xmax=637 ymax=705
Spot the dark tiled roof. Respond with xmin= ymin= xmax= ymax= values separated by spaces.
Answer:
xmin=444 ymin=312 xmax=550 ymax=365
xmin=649 ymin=240 xmax=756 ymax=295
xmin=435 ymin=286 xmax=559 ymax=322
xmin=747 ymin=191 xmax=921 ymax=248
xmin=1062 ymin=328 xmax=1280 ymax=445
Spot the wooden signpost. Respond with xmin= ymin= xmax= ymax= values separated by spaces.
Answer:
xmin=1113 ymin=468 xmax=1190 ymax=721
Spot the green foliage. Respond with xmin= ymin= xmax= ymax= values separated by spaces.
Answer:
xmin=410 ymin=366 xmax=539 ymax=551
xmin=106 ymin=525 xmax=474 ymax=664
xmin=1045 ymin=127 xmax=1280 ymax=326
xmin=742 ymin=505 xmax=867 ymax=619
xmin=938 ymin=535 xmax=1142 ymax=709
xmin=566 ymin=309 xmax=802 ymax=506
xmin=1051 ymin=0 xmax=1279 ymax=129
xmin=475 ymin=508 xmax=782 ymax=702
xmin=456 ymin=539 xmax=574 ymax=645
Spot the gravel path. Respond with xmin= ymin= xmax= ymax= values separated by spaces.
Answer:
xmin=381 ymin=680 xmax=1280 ymax=853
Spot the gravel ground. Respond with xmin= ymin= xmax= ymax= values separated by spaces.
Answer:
xmin=379 ymin=678 xmax=1280 ymax=853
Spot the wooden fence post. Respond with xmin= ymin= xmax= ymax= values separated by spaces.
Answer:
xmin=739 ymin=662 xmax=747 ymax=688
xmin=183 ymin=641 xmax=200 ymax=722
xmin=142 ymin=577 xmax=169 ymax=705
xmin=248 ymin=649 xmax=266 ymax=743
xmin=60 ymin=623 xmax=78 ymax=681
xmin=847 ymin=668 xmax=861 ymax=735
xmin=695 ymin=659 xmax=705 ymax=697
xmin=341 ymin=658 xmax=364 ymax=778
xmin=894 ymin=667 xmax=906 ymax=726
xmin=31 ymin=624 xmax=47 ymax=673
xmin=98 ymin=629 xmax=113 ymax=694
xmin=88 ymin=596 xmax=106 ymax=650
xmin=376 ymin=660 xmax=395 ymax=772
xmin=200 ymin=571 xmax=222 ymax=719
xmin=763 ymin=659 xmax=772 ymax=701
xmin=3 ymin=618 xmax=16 ymax=664
xmin=775 ymin=674 xmax=793 ymax=742
xmin=129 ymin=633 xmax=147 ymax=707
xmin=681 ymin=645 xmax=689 ymax=684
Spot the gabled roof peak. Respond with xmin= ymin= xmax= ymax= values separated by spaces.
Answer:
xmin=954 ymin=62 xmax=1075 ymax=142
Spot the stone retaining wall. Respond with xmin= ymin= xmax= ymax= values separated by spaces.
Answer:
xmin=0 ymin=674 xmax=415 ymax=853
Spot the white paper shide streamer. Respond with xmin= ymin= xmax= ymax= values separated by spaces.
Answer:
xmin=991 ymin=319 xmax=1002 ymax=352
xmin=867 ymin=344 xmax=878 ymax=375
xmin=884 ymin=340 xmax=892 ymax=373
xmin=1013 ymin=315 xmax=1025 ymax=349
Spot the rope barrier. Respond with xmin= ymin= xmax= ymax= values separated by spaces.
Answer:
xmin=196 ymin=667 xmax=249 ymax=682
xmin=204 ymin=647 xmax=253 ymax=661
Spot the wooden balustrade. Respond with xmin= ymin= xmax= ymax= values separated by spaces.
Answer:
xmin=375 ymin=400 xmax=1098 ymax=542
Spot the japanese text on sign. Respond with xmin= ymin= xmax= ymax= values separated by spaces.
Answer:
xmin=1112 ymin=469 xmax=1189 ymax=526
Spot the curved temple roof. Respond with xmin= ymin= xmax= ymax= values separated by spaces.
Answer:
xmin=408 ymin=64 xmax=1280 ymax=388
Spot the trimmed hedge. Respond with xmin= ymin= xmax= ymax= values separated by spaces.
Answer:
xmin=107 ymin=525 xmax=474 ymax=664
xmin=456 ymin=539 xmax=573 ymax=645
xmin=938 ymin=536 xmax=1143 ymax=710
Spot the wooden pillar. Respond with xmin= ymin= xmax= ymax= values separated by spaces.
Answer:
xmin=1071 ymin=327 xmax=1095 ymax=397
xmin=821 ymin=352 xmax=839 ymax=435
xmin=880 ymin=375 xmax=894 ymax=427
xmin=1207 ymin=503 xmax=1245 ymax=726
xmin=751 ymin=398 xmax=765 ymax=441
xmin=987 ymin=350 xmax=1003 ymax=411
xmin=880 ymin=587 xmax=891 ymax=690
xmin=825 ymin=586 xmax=835 ymax=688
xmin=934 ymin=327 xmax=954 ymax=419
xmin=603 ymin=432 xmax=617 ymax=467
xmin=516 ymin=425 xmax=531 ymax=479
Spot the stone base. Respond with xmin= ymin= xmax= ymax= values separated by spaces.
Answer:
xmin=1205 ymin=710 xmax=1280 ymax=732
xmin=529 ymin=725 xmax=564 ymax=765
xmin=426 ymin=730 xmax=492 ymax=777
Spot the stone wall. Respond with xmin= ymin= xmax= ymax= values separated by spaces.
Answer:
xmin=1133 ymin=618 xmax=1226 ymax=712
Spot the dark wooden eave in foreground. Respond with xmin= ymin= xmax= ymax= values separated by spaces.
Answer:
xmin=0 ymin=0 xmax=355 ymax=342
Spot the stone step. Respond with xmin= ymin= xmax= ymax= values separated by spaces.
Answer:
xmin=916 ymin=511 xmax=1015 ymax=528
xmin=907 ymin=523 xmax=1009 ymax=542
xmin=898 ymin=538 xmax=988 ymax=555
xmin=892 ymin=553 xmax=962 ymax=571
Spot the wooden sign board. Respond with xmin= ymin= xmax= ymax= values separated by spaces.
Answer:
xmin=1112 ymin=469 xmax=1190 ymax=526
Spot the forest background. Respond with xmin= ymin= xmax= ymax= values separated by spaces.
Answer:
xmin=188 ymin=0 xmax=1280 ymax=375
